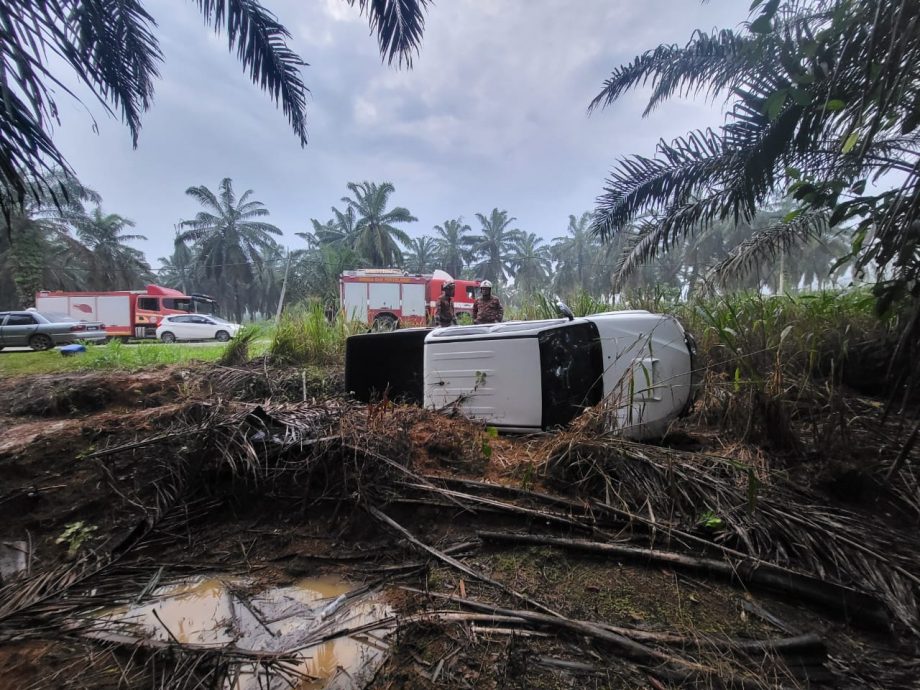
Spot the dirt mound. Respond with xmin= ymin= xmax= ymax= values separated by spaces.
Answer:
xmin=0 ymin=370 xmax=184 ymax=417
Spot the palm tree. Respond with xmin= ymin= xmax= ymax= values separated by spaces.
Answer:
xmin=466 ymin=209 xmax=521 ymax=283
xmin=551 ymin=212 xmax=598 ymax=296
xmin=588 ymin=0 xmax=920 ymax=311
xmin=2 ymin=0 xmax=432 ymax=221
xmin=158 ymin=235 xmax=198 ymax=295
xmin=304 ymin=206 xmax=360 ymax=251
xmin=509 ymin=232 xmax=552 ymax=295
xmin=404 ymin=236 xmax=437 ymax=274
xmin=75 ymin=207 xmax=153 ymax=290
xmin=0 ymin=172 xmax=98 ymax=308
xmin=177 ymin=178 xmax=282 ymax=321
xmin=432 ymin=218 xmax=471 ymax=278
xmin=340 ymin=181 xmax=417 ymax=267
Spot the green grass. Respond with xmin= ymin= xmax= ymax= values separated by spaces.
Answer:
xmin=269 ymin=302 xmax=364 ymax=366
xmin=0 ymin=337 xmax=270 ymax=376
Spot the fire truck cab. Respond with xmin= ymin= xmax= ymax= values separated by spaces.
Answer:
xmin=339 ymin=269 xmax=480 ymax=329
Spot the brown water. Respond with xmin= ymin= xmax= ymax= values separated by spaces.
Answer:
xmin=99 ymin=575 xmax=393 ymax=690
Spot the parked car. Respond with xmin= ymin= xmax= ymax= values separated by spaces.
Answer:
xmin=345 ymin=309 xmax=698 ymax=440
xmin=156 ymin=314 xmax=241 ymax=343
xmin=0 ymin=310 xmax=107 ymax=351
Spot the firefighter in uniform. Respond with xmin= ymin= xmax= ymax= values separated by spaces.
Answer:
xmin=435 ymin=281 xmax=457 ymax=327
xmin=473 ymin=280 xmax=504 ymax=324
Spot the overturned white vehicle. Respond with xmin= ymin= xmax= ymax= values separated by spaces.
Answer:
xmin=345 ymin=310 xmax=697 ymax=439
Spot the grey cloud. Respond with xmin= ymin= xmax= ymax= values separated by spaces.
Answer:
xmin=50 ymin=0 xmax=750 ymax=266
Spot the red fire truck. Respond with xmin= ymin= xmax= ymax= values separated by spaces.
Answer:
xmin=35 ymin=284 xmax=218 ymax=340
xmin=339 ymin=269 xmax=481 ymax=329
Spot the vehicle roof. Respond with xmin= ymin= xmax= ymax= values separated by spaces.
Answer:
xmin=425 ymin=310 xmax=661 ymax=341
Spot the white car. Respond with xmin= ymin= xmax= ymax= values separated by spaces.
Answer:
xmin=345 ymin=309 xmax=698 ymax=440
xmin=156 ymin=314 xmax=241 ymax=343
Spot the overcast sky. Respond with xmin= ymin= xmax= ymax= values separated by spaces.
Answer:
xmin=52 ymin=0 xmax=751 ymax=271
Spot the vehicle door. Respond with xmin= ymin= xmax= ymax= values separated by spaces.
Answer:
xmin=172 ymin=315 xmax=198 ymax=340
xmin=1 ymin=313 xmax=40 ymax=347
xmin=191 ymin=316 xmax=218 ymax=339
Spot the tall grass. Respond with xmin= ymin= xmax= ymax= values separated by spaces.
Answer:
xmin=269 ymin=302 xmax=364 ymax=365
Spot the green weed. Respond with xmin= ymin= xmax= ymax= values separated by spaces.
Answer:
xmin=269 ymin=302 xmax=364 ymax=365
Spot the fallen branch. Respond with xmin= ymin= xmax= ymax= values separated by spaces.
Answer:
xmin=478 ymin=531 xmax=890 ymax=630
xmin=401 ymin=588 xmax=759 ymax=687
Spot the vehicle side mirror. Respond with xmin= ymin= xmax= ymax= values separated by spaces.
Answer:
xmin=555 ymin=301 xmax=575 ymax=321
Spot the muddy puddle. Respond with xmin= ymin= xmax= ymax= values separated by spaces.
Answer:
xmin=94 ymin=575 xmax=393 ymax=689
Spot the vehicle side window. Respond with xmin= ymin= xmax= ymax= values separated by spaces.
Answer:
xmin=162 ymin=298 xmax=192 ymax=311
xmin=192 ymin=316 xmax=210 ymax=324
xmin=137 ymin=297 xmax=158 ymax=310
xmin=6 ymin=314 xmax=37 ymax=326
xmin=168 ymin=315 xmax=190 ymax=323
xmin=0 ymin=313 xmax=7 ymax=325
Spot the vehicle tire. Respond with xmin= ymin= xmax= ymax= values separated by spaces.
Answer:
xmin=215 ymin=330 xmax=231 ymax=342
xmin=29 ymin=334 xmax=54 ymax=351
xmin=160 ymin=331 xmax=177 ymax=344
xmin=371 ymin=315 xmax=398 ymax=332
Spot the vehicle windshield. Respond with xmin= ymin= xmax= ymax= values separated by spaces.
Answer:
xmin=208 ymin=316 xmax=233 ymax=324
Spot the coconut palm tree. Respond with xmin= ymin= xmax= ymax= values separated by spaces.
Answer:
xmin=466 ymin=209 xmax=521 ymax=283
xmin=75 ymin=207 xmax=153 ymax=290
xmin=509 ymin=232 xmax=552 ymax=295
xmin=340 ymin=181 xmax=416 ymax=267
xmin=432 ymin=218 xmax=472 ymax=278
xmin=589 ymin=0 xmax=920 ymax=312
xmin=2 ymin=0 xmax=431 ymax=221
xmin=404 ymin=236 xmax=437 ymax=274
xmin=177 ymin=178 xmax=282 ymax=321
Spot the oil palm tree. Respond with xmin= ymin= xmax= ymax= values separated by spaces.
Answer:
xmin=75 ymin=207 xmax=153 ymax=290
xmin=177 ymin=177 xmax=282 ymax=321
xmin=340 ymin=181 xmax=416 ymax=267
xmin=432 ymin=218 xmax=471 ymax=278
xmin=551 ymin=212 xmax=598 ymax=296
xmin=404 ymin=236 xmax=437 ymax=274
xmin=0 ymin=172 xmax=98 ymax=307
xmin=589 ymin=0 xmax=920 ymax=312
xmin=157 ymin=234 xmax=199 ymax=295
xmin=2 ymin=0 xmax=431 ymax=221
xmin=509 ymin=232 xmax=552 ymax=295
xmin=466 ymin=209 xmax=521 ymax=283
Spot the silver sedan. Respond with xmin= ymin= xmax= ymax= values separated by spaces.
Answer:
xmin=0 ymin=310 xmax=107 ymax=351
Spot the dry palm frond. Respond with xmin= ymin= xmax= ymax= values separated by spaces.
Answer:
xmin=542 ymin=409 xmax=920 ymax=633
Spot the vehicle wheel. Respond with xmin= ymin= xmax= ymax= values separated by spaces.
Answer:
xmin=29 ymin=334 xmax=54 ymax=351
xmin=160 ymin=332 xmax=176 ymax=344
xmin=371 ymin=315 xmax=398 ymax=332
xmin=215 ymin=330 xmax=231 ymax=342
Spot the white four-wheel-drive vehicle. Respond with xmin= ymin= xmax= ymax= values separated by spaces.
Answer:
xmin=345 ymin=310 xmax=697 ymax=439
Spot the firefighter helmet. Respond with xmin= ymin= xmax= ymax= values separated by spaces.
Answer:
xmin=480 ymin=280 xmax=492 ymax=289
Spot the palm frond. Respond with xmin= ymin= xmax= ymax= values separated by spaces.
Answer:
xmin=706 ymin=210 xmax=830 ymax=289
xmin=195 ymin=0 xmax=308 ymax=144
xmin=345 ymin=0 xmax=431 ymax=67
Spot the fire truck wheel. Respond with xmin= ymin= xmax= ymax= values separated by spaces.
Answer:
xmin=160 ymin=331 xmax=176 ymax=344
xmin=215 ymin=330 xmax=231 ymax=342
xmin=29 ymin=334 xmax=54 ymax=351
xmin=372 ymin=315 xmax=398 ymax=332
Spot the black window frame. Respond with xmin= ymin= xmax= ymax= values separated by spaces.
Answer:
xmin=137 ymin=297 xmax=159 ymax=311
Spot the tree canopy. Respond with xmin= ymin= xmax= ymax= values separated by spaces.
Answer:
xmin=589 ymin=0 xmax=920 ymax=308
